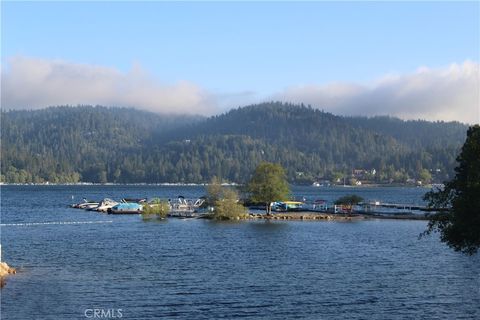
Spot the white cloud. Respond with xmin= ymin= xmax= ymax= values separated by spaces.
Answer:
xmin=2 ymin=56 xmax=478 ymax=123
xmin=273 ymin=61 xmax=480 ymax=124
xmin=1 ymin=56 xmax=219 ymax=115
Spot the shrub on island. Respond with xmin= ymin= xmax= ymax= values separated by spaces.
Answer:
xmin=206 ymin=177 xmax=248 ymax=220
xmin=142 ymin=198 xmax=170 ymax=220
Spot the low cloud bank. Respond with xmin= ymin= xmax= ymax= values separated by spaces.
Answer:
xmin=2 ymin=56 xmax=478 ymax=123
xmin=273 ymin=61 xmax=479 ymax=124
xmin=1 ymin=56 xmax=218 ymax=115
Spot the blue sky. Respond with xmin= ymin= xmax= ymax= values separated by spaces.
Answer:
xmin=1 ymin=1 xmax=479 ymax=122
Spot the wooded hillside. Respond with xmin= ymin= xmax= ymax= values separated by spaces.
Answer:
xmin=1 ymin=103 xmax=467 ymax=184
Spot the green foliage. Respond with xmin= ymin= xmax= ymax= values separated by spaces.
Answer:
xmin=248 ymin=162 xmax=290 ymax=214
xmin=330 ymin=171 xmax=345 ymax=183
xmin=205 ymin=178 xmax=247 ymax=220
xmin=206 ymin=176 xmax=223 ymax=206
xmin=142 ymin=198 xmax=170 ymax=219
xmin=0 ymin=103 xmax=467 ymax=184
xmin=334 ymin=194 xmax=364 ymax=205
xmin=418 ymin=169 xmax=432 ymax=184
xmin=213 ymin=188 xmax=248 ymax=220
xmin=423 ymin=125 xmax=480 ymax=255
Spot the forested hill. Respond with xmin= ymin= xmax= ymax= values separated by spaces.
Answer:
xmin=343 ymin=116 xmax=468 ymax=150
xmin=1 ymin=103 xmax=468 ymax=184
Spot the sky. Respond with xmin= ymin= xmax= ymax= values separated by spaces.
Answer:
xmin=1 ymin=1 xmax=479 ymax=123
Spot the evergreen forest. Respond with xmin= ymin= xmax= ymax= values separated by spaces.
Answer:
xmin=1 ymin=102 xmax=468 ymax=184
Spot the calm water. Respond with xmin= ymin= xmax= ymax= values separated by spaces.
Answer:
xmin=1 ymin=185 xmax=479 ymax=319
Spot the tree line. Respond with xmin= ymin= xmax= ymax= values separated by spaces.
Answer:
xmin=0 ymin=103 xmax=467 ymax=184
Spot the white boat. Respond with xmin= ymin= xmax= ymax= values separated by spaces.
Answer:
xmin=108 ymin=202 xmax=143 ymax=214
xmin=94 ymin=198 xmax=119 ymax=212
xmin=71 ymin=198 xmax=100 ymax=210
xmin=168 ymin=196 xmax=206 ymax=216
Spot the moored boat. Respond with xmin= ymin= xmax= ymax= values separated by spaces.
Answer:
xmin=71 ymin=198 xmax=100 ymax=210
xmin=271 ymin=201 xmax=304 ymax=212
xmin=94 ymin=198 xmax=119 ymax=212
xmin=121 ymin=198 xmax=147 ymax=204
xmin=108 ymin=202 xmax=143 ymax=214
xmin=168 ymin=196 xmax=206 ymax=217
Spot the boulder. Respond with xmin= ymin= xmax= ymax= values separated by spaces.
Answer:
xmin=0 ymin=262 xmax=16 ymax=277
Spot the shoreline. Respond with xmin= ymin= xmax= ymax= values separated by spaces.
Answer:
xmin=1 ymin=182 xmax=433 ymax=189
xmin=0 ymin=262 xmax=16 ymax=288
xmin=245 ymin=212 xmax=430 ymax=221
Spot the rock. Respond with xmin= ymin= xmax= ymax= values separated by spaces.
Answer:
xmin=0 ymin=262 xmax=16 ymax=277
xmin=0 ymin=261 xmax=16 ymax=288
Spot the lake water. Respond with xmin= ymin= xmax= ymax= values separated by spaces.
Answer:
xmin=1 ymin=185 xmax=479 ymax=319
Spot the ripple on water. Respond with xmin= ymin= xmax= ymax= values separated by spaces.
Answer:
xmin=1 ymin=185 xmax=479 ymax=319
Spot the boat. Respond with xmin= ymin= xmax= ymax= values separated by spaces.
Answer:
xmin=121 ymin=198 xmax=147 ymax=204
xmin=71 ymin=198 xmax=100 ymax=210
xmin=94 ymin=198 xmax=119 ymax=212
xmin=108 ymin=202 xmax=143 ymax=214
xmin=168 ymin=196 xmax=206 ymax=217
xmin=168 ymin=211 xmax=199 ymax=219
xmin=271 ymin=201 xmax=305 ymax=212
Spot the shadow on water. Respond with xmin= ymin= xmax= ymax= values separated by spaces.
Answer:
xmin=205 ymin=218 xmax=290 ymax=233
xmin=140 ymin=217 xmax=169 ymax=224
xmin=246 ymin=219 xmax=290 ymax=231
xmin=206 ymin=219 xmax=245 ymax=226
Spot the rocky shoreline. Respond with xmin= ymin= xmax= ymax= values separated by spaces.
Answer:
xmin=247 ymin=212 xmax=429 ymax=221
xmin=0 ymin=262 xmax=16 ymax=288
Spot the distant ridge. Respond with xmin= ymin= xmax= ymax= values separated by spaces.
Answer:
xmin=1 ymin=102 xmax=468 ymax=184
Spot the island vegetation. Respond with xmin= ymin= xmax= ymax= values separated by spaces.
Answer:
xmin=207 ymin=177 xmax=248 ymax=220
xmin=1 ymin=102 xmax=467 ymax=185
xmin=212 ymin=188 xmax=248 ymax=220
xmin=141 ymin=198 xmax=170 ymax=220
xmin=247 ymin=162 xmax=290 ymax=215
xmin=422 ymin=125 xmax=480 ymax=255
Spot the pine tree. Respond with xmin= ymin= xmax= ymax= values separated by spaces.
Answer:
xmin=423 ymin=125 xmax=480 ymax=255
